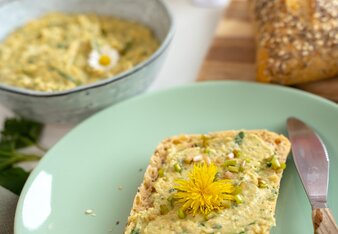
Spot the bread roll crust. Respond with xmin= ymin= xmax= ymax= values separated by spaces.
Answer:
xmin=252 ymin=0 xmax=338 ymax=85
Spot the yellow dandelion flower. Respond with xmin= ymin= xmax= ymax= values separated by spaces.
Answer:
xmin=174 ymin=163 xmax=234 ymax=216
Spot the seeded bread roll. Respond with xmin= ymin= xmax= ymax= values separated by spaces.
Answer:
xmin=125 ymin=130 xmax=291 ymax=234
xmin=251 ymin=0 xmax=338 ymax=85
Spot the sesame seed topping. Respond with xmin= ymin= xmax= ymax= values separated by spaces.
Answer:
xmin=253 ymin=0 xmax=338 ymax=76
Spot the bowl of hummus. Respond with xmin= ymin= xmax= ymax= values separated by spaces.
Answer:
xmin=0 ymin=0 xmax=173 ymax=123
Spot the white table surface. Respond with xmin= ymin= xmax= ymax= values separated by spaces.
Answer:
xmin=0 ymin=0 xmax=224 ymax=165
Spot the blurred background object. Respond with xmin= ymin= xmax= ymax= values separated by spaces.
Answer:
xmin=0 ymin=0 xmax=174 ymax=123
xmin=192 ymin=0 xmax=230 ymax=7
xmin=197 ymin=0 xmax=338 ymax=102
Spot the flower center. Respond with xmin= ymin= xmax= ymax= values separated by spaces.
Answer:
xmin=174 ymin=163 xmax=235 ymax=216
xmin=99 ymin=54 xmax=111 ymax=66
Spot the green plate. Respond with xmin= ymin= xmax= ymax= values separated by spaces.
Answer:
xmin=15 ymin=81 xmax=338 ymax=234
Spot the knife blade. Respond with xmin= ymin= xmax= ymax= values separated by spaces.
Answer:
xmin=287 ymin=117 xmax=338 ymax=234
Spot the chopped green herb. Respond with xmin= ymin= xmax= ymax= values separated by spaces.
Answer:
xmin=160 ymin=204 xmax=169 ymax=215
xmin=212 ymin=224 xmax=222 ymax=229
xmin=204 ymin=211 xmax=217 ymax=220
xmin=101 ymin=28 xmax=107 ymax=36
xmin=223 ymin=159 xmax=237 ymax=167
xmin=228 ymin=165 xmax=239 ymax=173
xmin=131 ymin=228 xmax=140 ymax=234
xmin=271 ymin=188 xmax=278 ymax=195
xmin=234 ymin=194 xmax=243 ymax=204
xmin=122 ymin=41 xmax=134 ymax=55
xmin=233 ymin=150 xmax=242 ymax=157
xmin=280 ymin=162 xmax=287 ymax=169
xmin=167 ymin=195 xmax=175 ymax=208
xmin=239 ymin=160 xmax=246 ymax=172
xmin=235 ymin=131 xmax=245 ymax=145
xmin=158 ymin=168 xmax=164 ymax=177
xmin=214 ymin=172 xmax=221 ymax=181
xmin=271 ymin=156 xmax=281 ymax=169
xmin=267 ymin=156 xmax=286 ymax=170
xmin=49 ymin=66 xmax=81 ymax=85
xmin=234 ymin=186 xmax=242 ymax=195
xmin=258 ymin=179 xmax=268 ymax=188
xmin=199 ymin=222 xmax=206 ymax=227
xmin=174 ymin=163 xmax=182 ymax=173
xmin=177 ymin=209 xmax=186 ymax=219
xmin=27 ymin=58 xmax=35 ymax=64
xmin=168 ymin=188 xmax=176 ymax=193
xmin=56 ymin=43 xmax=66 ymax=49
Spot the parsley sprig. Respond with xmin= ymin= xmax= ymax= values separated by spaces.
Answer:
xmin=235 ymin=131 xmax=245 ymax=145
xmin=0 ymin=118 xmax=45 ymax=195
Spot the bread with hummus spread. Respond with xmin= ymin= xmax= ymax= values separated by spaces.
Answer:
xmin=125 ymin=130 xmax=291 ymax=234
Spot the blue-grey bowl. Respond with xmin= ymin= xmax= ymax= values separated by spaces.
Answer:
xmin=0 ymin=0 xmax=174 ymax=123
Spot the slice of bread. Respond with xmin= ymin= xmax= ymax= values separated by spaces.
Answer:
xmin=125 ymin=130 xmax=291 ymax=234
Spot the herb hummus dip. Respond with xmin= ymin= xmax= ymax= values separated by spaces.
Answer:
xmin=125 ymin=130 xmax=291 ymax=234
xmin=0 ymin=13 xmax=159 ymax=92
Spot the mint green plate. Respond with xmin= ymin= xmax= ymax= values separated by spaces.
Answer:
xmin=15 ymin=81 xmax=338 ymax=234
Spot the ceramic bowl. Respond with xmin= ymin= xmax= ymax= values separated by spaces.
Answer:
xmin=0 ymin=0 xmax=174 ymax=123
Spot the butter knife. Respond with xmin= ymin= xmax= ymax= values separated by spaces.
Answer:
xmin=287 ymin=117 xmax=338 ymax=234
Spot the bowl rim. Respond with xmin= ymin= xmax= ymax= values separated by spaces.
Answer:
xmin=0 ymin=0 xmax=175 ymax=98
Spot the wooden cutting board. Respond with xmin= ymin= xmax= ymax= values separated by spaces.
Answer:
xmin=197 ymin=0 xmax=338 ymax=103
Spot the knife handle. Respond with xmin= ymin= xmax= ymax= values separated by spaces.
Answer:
xmin=312 ymin=208 xmax=338 ymax=234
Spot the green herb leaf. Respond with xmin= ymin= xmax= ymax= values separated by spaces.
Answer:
xmin=131 ymin=229 xmax=140 ymax=234
xmin=0 ymin=152 xmax=41 ymax=171
xmin=212 ymin=224 xmax=222 ymax=229
xmin=235 ymin=131 xmax=245 ymax=145
xmin=0 ymin=117 xmax=45 ymax=195
xmin=0 ymin=148 xmax=14 ymax=171
xmin=49 ymin=66 xmax=81 ymax=85
xmin=121 ymin=41 xmax=133 ymax=55
xmin=199 ymin=222 xmax=206 ymax=227
xmin=0 ymin=140 xmax=15 ymax=152
xmin=56 ymin=43 xmax=67 ymax=49
xmin=1 ymin=118 xmax=43 ymax=149
xmin=0 ymin=167 xmax=30 ymax=195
